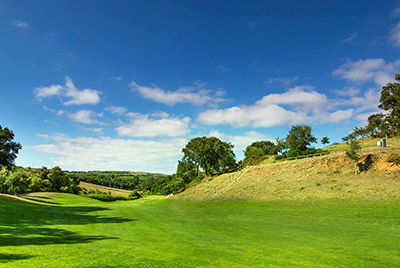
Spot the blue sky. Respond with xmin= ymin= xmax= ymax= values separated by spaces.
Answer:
xmin=1 ymin=0 xmax=400 ymax=174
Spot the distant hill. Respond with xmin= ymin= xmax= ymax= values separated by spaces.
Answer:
xmin=176 ymin=137 xmax=400 ymax=201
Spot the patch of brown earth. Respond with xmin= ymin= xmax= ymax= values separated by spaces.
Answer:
xmin=374 ymin=156 xmax=400 ymax=172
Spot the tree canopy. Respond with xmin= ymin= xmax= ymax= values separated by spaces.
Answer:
xmin=285 ymin=124 xmax=317 ymax=151
xmin=244 ymin=141 xmax=278 ymax=159
xmin=321 ymin=136 xmax=330 ymax=147
xmin=179 ymin=136 xmax=236 ymax=176
xmin=0 ymin=125 xmax=22 ymax=170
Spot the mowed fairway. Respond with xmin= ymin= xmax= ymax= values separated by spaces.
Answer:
xmin=1 ymin=193 xmax=400 ymax=267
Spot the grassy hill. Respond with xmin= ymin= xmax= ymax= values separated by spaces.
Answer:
xmin=78 ymin=182 xmax=133 ymax=198
xmin=176 ymin=137 xmax=400 ymax=201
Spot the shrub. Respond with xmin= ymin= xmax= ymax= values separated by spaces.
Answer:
xmin=80 ymin=189 xmax=126 ymax=202
xmin=128 ymin=190 xmax=142 ymax=200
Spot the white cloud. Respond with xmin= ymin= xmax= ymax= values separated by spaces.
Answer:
xmin=322 ymin=109 xmax=354 ymax=123
xmin=26 ymin=134 xmax=187 ymax=173
xmin=130 ymin=81 xmax=228 ymax=106
xmin=208 ymin=130 xmax=270 ymax=153
xmin=35 ymin=85 xmax=63 ymax=100
xmin=265 ymin=76 xmax=299 ymax=87
xmin=256 ymin=86 xmax=327 ymax=112
xmin=112 ymin=76 xmax=123 ymax=81
xmin=197 ymin=104 xmax=307 ymax=128
xmin=116 ymin=114 xmax=191 ymax=138
xmin=104 ymin=106 xmax=128 ymax=115
xmin=332 ymin=58 xmax=398 ymax=86
xmin=68 ymin=110 xmax=103 ymax=125
xmin=84 ymin=127 xmax=104 ymax=133
xmin=34 ymin=77 xmax=102 ymax=105
xmin=341 ymin=32 xmax=358 ymax=43
xmin=12 ymin=20 xmax=29 ymax=30
xmin=63 ymin=77 xmax=101 ymax=105
xmin=333 ymin=87 xmax=360 ymax=96
xmin=389 ymin=22 xmax=400 ymax=47
xmin=197 ymin=85 xmax=362 ymax=128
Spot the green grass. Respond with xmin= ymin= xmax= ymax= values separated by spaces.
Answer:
xmin=1 ymin=193 xmax=400 ymax=267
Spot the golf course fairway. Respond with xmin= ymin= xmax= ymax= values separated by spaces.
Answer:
xmin=1 ymin=193 xmax=399 ymax=267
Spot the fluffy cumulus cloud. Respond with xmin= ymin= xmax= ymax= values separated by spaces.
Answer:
xmin=333 ymin=87 xmax=360 ymax=97
xmin=104 ymin=106 xmax=128 ymax=115
xmin=34 ymin=76 xmax=102 ymax=105
xmin=68 ymin=110 xmax=103 ymax=124
xmin=116 ymin=114 xmax=191 ymax=138
xmin=197 ymin=86 xmax=353 ymax=128
xmin=332 ymin=58 xmax=398 ymax=86
xmin=130 ymin=81 xmax=228 ymax=106
xmin=26 ymin=134 xmax=187 ymax=173
xmin=207 ymin=130 xmax=270 ymax=153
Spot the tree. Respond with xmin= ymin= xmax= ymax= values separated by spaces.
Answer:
xmin=0 ymin=125 xmax=22 ymax=170
xmin=275 ymin=138 xmax=288 ymax=154
xmin=179 ymin=136 xmax=236 ymax=177
xmin=244 ymin=141 xmax=278 ymax=159
xmin=378 ymin=73 xmax=400 ymax=135
xmin=285 ymin=124 xmax=317 ymax=151
xmin=321 ymin=136 xmax=330 ymax=147
xmin=346 ymin=140 xmax=361 ymax=175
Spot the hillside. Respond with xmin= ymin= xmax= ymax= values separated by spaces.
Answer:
xmin=176 ymin=138 xmax=400 ymax=201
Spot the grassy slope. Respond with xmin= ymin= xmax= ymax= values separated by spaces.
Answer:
xmin=79 ymin=182 xmax=132 ymax=198
xmin=1 ymin=193 xmax=400 ymax=268
xmin=177 ymin=137 xmax=400 ymax=201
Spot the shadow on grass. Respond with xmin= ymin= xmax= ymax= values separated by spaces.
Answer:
xmin=0 ymin=253 xmax=34 ymax=263
xmin=0 ymin=226 xmax=116 ymax=247
xmin=0 ymin=197 xmax=135 ymax=248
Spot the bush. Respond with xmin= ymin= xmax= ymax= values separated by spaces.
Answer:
xmin=274 ymin=155 xmax=285 ymax=161
xmin=80 ymin=189 xmax=126 ymax=202
xmin=128 ymin=190 xmax=142 ymax=200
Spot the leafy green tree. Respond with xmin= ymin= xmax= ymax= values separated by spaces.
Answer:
xmin=321 ymin=136 xmax=330 ymax=147
xmin=346 ymin=140 xmax=361 ymax=175
xmin=379 ymin=74 xmax=400 ymax=117
xmin=286 ymin=124 xmax=317 ymax=151
xmin=275 ymin=138 xmax=288 ymax=154
xmin=5 ymin=171 xmax=29 ymax=195
xmin=179 ymin=136 xmax=236 ymax=176
xmin=0 ymin=125 xmax=22 ymax=170
xmin=244 ymin=141 xmax=278 ymax=159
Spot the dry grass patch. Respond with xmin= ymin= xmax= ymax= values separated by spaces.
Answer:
xmin=79 ymin=181 xmax=132 ymax=198
xmin=176 ymin=149 xmax=400 ymax=202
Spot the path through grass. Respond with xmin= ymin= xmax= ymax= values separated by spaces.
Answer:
xmin=1 ymin=193 xmax=399 ymax=267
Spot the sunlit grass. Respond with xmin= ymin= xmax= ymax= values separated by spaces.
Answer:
xmin=1 ymin=193 xmax=400 ymax=267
